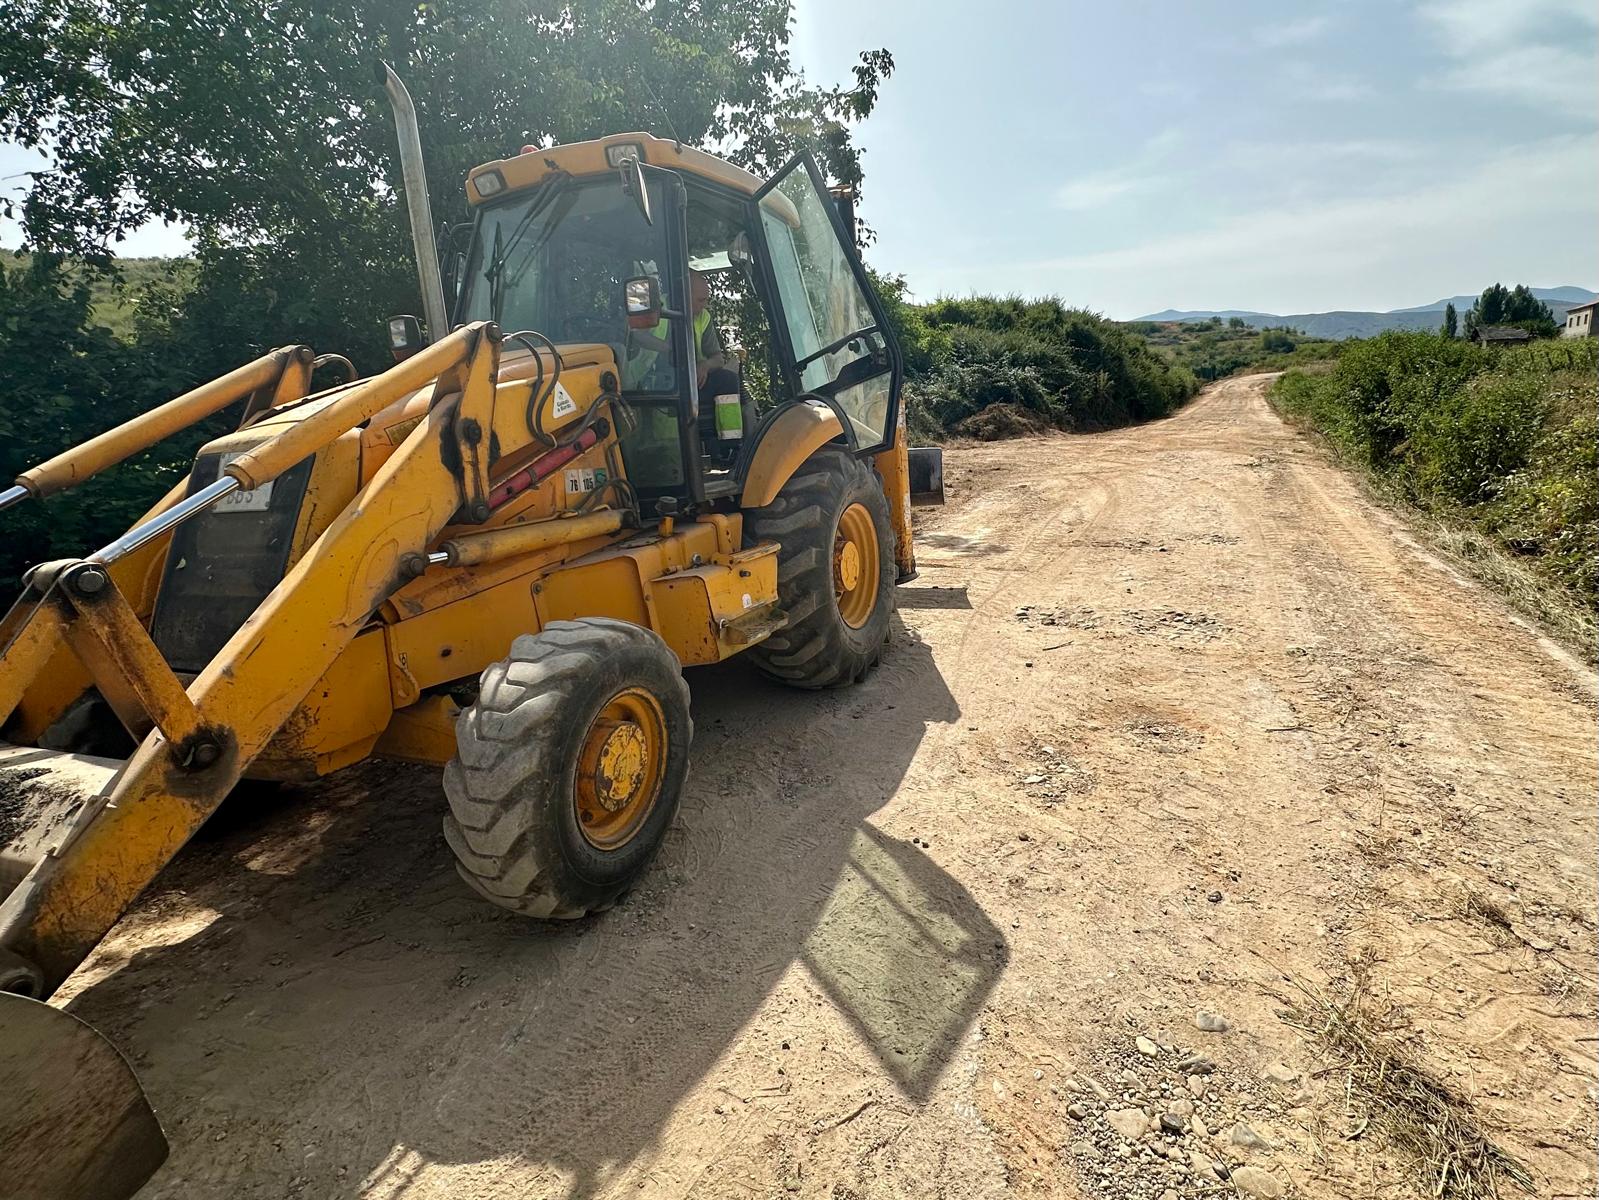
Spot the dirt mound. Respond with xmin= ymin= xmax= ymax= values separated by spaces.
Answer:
xmin=953 ymin=401 xmax=1054 ymax=441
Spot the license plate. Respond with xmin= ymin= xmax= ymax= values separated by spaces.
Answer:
xmin=214 ymin=452 xmax=275 ymax=512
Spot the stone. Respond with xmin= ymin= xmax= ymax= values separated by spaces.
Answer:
xmin=1194 ymin=1009 xmax=1230 ymax=1033
xmin=1067 ymin=1102 xmax=1089 ymax=1120
xmin=1135 ymin=1035 xmax=1159 ymax=1058
xmin=1082 ymin=1074 xmax=1112 ymax=1099
xmin=1262 ymin=1063 xmax=1299 ymax=1085
xmin=1107 ymin=1108 xmax=1148 ymax=1139
xmin=1161 ymin=1190 xmax=1179 ymax=1200
xmin=1230 ymin=1122 xmax=1272 ymax=1149
xmin=1158 ymin=1112 xmax=1189 ymax=1135
xmin=1192 ymin=1114 xmax=1210 ymax=1139
xmin=1230 ymin=1165 xmax=1286 ymax=1197
xmin=1187 ymin=1074 xmax=1206 ymax=1098
xmin=1169 ymin=1097 xmax=1194 ymax=1117
xmin=1208 ymin=891 xmax=1223 ymax=903
xmin=1070 ymin=1139 xmax=1097 ymax=1159
xmin=1176 ymin=1053 xmax=1215 ymax=1074
xmin=1187 ymin=1149 xmax=1220 ymax=1181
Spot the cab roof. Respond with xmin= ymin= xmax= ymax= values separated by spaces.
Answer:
xmin=466 ymin=133 xmax=767 ymax=206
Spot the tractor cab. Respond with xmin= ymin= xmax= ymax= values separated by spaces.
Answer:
xmin=450 ymin=134 xmax=902 ymax=512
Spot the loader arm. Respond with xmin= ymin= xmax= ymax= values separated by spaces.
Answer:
xmin=0 ymin=346 xmax=314 ymax=513
xmin=0 ymin=322 xmax=504 ymax=992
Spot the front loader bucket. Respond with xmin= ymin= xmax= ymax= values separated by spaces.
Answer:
xmin=1 ymin=745 xmax=122 ymax=899
xmin=0 ymin=990 xmax=168 ymax=1198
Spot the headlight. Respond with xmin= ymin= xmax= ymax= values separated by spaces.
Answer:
xmin=605 ymin=142 xmax=645 ymax=168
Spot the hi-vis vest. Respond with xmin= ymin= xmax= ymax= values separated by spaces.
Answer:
xmin=625 ymin=309 xmax=711 ymax=389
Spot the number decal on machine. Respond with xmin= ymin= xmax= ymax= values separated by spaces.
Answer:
xmin=563 ymin=467 xmax=608 ymax=495
xmin=214 ymin=451 xmax=275 ymax=512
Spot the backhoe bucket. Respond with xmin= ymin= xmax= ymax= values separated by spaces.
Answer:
xmin=908 ymin=446 xmax=944 ymax=506
xmin=0 ymin=990 xmax=168 ymax=1198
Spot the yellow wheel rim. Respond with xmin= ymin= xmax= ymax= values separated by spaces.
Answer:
xmin=833 ymin=502 xmax=880 ymax=630
xmin=575 ymin=688 xmax=667 ymax=850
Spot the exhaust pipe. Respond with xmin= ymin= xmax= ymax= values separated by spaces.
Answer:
xmin=377 ymin=62 xmax=449 ymax=342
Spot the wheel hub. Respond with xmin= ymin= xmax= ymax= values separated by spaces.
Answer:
xmin=575 ymin=687 xmax=668 ymax=850
xmin=836 ymin=540 xmax=862 ymax=592
xmin=832 ymin=502 xmax=881 ymax=630
xmin=592 ymin=719 xmax=647 ymax=812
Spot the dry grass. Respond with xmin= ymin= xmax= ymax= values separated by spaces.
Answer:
xmin=1283 ymin=966 xmax=1534 ymax=1200
xmin=1460 ymin=887 xmax=1516 ymax=934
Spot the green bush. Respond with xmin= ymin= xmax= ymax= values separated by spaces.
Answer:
xmin=889 ymin=292 xmax=1198 ymax=438
xmin=1495 ymin=407 xmax=1598 ymax=600
xmin=1411 ymin=371 xmax=1544 ymax=502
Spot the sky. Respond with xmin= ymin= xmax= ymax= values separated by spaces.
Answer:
xmin=3 ymin=1 xmax=1595 ymax=318
xmin=792 ymin=0 xmax=1599 ymax=316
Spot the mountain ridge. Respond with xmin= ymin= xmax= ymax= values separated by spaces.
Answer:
xmin=1135 ymin=286 xmax=1597 ymax=340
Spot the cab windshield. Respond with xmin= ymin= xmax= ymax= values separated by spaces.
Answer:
xmin=458 ymin=176 xmax=678 ymax=393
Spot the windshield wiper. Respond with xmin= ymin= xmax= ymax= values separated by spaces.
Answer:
xmin=481 ymin=170 xmax=573 ymax=323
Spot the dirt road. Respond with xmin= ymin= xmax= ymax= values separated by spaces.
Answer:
xmin=62 ymin=374 xmax=1596 ymax=1199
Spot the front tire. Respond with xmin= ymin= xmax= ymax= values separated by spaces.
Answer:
xmin=744 ymin=448 xmax=895 ymax=689
xmin=443 ymin=619 xmax=692 ymax=918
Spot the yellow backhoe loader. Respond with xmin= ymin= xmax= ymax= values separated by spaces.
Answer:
xmin=0 ymin=66 xmax=943 ymax=1196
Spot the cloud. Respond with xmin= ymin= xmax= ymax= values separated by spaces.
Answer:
xmin=1004 ymin=135 xmax=1598 ymax=317
xmin=1417 ymin=0 xmax=1599 ymax=111
xmin=1278 ymin=60 xmax=1372 ymax=103
xmin=1054 ymin=171 xmax=1148 ymax=212
xmin=1051 ymin=129 xmax=1179 ymax=212
xmin=1253 ymin=16 xmax=1331 ymax=49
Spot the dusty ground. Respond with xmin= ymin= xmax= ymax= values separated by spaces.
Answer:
xmin=61 ymin=374 xmax=1597 ymax=1199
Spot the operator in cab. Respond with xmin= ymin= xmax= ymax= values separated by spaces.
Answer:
xmin=625 ymin=269 xmax=750 ymax=463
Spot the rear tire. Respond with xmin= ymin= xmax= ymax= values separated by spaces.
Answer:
xmin=744 ymin=448 xmax=895 ymax=689
xmin=443 ymin=619 xmax=692 ymax=918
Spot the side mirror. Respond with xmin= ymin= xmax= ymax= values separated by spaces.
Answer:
xmin=621 ymin=155 xmax=653 ymax=226
xmin=624 ymin=277 xmax=662 ymax=329
xmin=437 ymin=220 xmax=472 ymax=311
xmin=387 ymin=313 xmax=425 ymax=361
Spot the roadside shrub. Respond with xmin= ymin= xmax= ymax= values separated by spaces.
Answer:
xmin=890 ymin=291 xmax=1199 ymax=438
xmin=1411 ymin=372 xmax=1544 ymax=503
xmin=1329 ymin=332 xmax=1487 ymax=469
xmin=1495 ymin=406 xmax=1598 ymax=602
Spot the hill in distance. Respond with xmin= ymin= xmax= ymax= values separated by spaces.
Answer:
xmin=1137 ymin=286 xmax=1598 ymax=340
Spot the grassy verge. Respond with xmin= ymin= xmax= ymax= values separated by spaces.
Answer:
xmin=1269 ymin=332 xmax=1597 ymax=654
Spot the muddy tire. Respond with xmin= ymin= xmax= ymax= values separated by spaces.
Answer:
xmin=443 ymin=619 xmax=692 ymax=918
xmin=744 ymin=448 xmax=895 ymax=689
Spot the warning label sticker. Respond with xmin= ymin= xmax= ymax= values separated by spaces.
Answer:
xmin=550 ymin=382 xmax=578 ymax=419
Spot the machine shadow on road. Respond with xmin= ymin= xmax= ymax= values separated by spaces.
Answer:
xmin=62 ymin=614 xmax=1002 ymax=1199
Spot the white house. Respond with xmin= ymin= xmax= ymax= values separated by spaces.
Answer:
xmin=1561 ymin=300 xmax=1597 ymax=338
